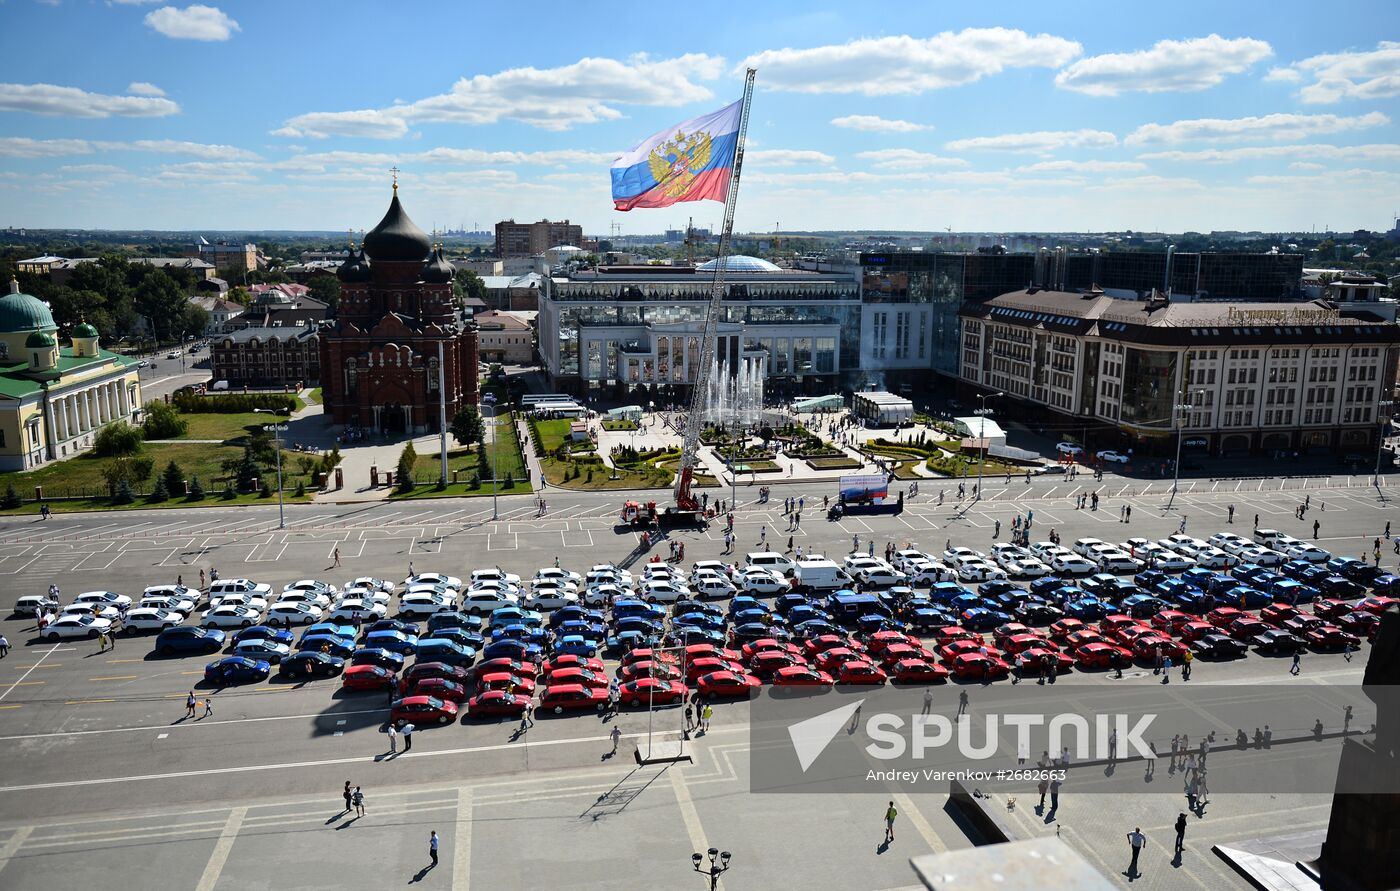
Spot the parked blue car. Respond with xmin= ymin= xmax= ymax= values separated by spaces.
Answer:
xmin=297 ymin=634 xmax=355 ymax=658
xmin=553 ymin=634 xmax=601 ymax=657
xmin=156 ymin=626 xmax=225 ymax=657
xmin=350 ymin=647 xmax=405 ymax=672
xmin=479 ymin=638 xmax=535 ymax=663
xmin=231 ymin=625 xmax=293 ymax=647
xmin=204 ymin=656 xmax=269 ymax=685
xmin=364 ymin=629 xmax=419 ymax=655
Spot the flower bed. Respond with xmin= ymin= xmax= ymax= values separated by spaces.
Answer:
xmin=805 ymin=456 xmax=863 ymax=470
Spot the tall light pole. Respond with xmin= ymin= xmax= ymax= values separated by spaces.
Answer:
xmin=691 ymin=848 xmax=732 ymax=890
xmin=1374 ymin=399 xmax=1394 ymax=487
xmin=253 ymin=409 xmax=285 ymax=529
xmin=974 ymin=391 xmax=1002 ymax=501
xmin=482 ymin=393 xmax=499 ymax=520
xmin=1166 ymin=390 xmax=1202 ymax=510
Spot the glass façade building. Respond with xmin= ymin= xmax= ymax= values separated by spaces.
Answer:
xmin=538 ymin=260 xmax=862 ymax=399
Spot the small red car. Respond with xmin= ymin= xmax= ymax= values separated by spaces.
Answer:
xmin=748 ymin=650 xmax=802 ymax=679
xmin=1150 ymin=610 xmax=1192 ymax=634
xmin=479 ymin=672 xmax=537 ymax=696
xmin=695 ymin=670 xmax=761 ymax=698
xmin=1312 ymin=599 xmax=1351 ymax=620
xmin=742 ymin=638 xmax=801 ymax=661
xmin=542 ymin=667 xmax=607 ymax=690
xmin=1073 ymin=641 xmax=1134 ymax=669
xmin=472 ymin=658 xmax=538 ymax=681
xmin=619 ymin=678 xmax=688 ymax=707
xmin=398 ymin=676 xmax=468 ymax=703
xmin=950 ymin=652 xmax=1011 ymax=679
xmin=1259 ymin=603 xmax=1300 ymax=627
xmin=814 ymin=647 xmax=863 ymax=673
xmin=877 ymin=642 xmax=934 ymax=667
xmin=991 ymin=622 xmax=1032 ymax=646
xmin=866 ymin=630 xmax=915 ymax=653
xmin=621 ymin=648 xmax=678 ymax=668
xmin=685 ymin=644 xmax=742 ymax=663
xmin=540 ymin=683 xmax=609 ymax=713
xmin=391 ymin=694 xmax=458 ymax=726
xmin=1228 ymin=617 xmax=1270 ymax=642
xmin=1206 ymin=606 xmax=1245 ymax=629
xmin=1337 ymin=610 xmax=1380 ymax=640
xmin=889 ymin=658 xmax=949 ymax=684
xmin=619 ymin=659 xmax=683 ymax=682
xmin=1356 ymin=596 xmax=1399 ymax=615
xmin=1130 ymin=635 xmax=1185 ymax=661
xmin=937 ymin=639 xmax=1003 ymax=664
xmin=1049 ymin=618 xmax=1086 ymax=641
xmin=1283 ymin=614 xmax=1325 ymax=636
xmin=465 ymin=690 xmax=529 ymax=717
xmin=686 ymin=656 xmax=743 ymax=683
xmin=1305 ymin=625 xmax=1360 ymax=650
xmin=1177 ymin=621 xmax=1216 ymax=642
xmin=1064 ymin=629 xmax=1107 ymax=649
xmin=342 ymin=664 xmax=395 ymax=691
xmin=932 ymin=625 xmax=978 ymax=645
xmin=1100 ymin=614 xmax=1144 ymax=641
xmin=771 ymin=666 xmax=834 ymax=687
xmin=1000 ymin=633 xmax=1049 ymax=656
xmin=402 ymin=662 xmax=469 ymax=686
xmin=541 ymin=655 xmax=603 ymax=675
xmin=834 ymin=659 xmax=888 ymax=685
xmin=1016 ymin=647 xmax=1073 ymax=674
xmin=802 ymin=634 xmax=858 ymax=658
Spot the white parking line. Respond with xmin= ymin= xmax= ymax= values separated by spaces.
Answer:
xmin=0 ymin=706 xmax=390 ymax=742
xmin=453 ymin=787 xmax=472 ymax=891
xmin=0 ymin=643 xmax=59 ymax=703
xmin=194 ymin=807 xmax=245 ymax=891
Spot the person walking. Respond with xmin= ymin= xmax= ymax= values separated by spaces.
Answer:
xmin=684 ymin=702 xmax=695 ymax=732
xmin=1227 ymin=503 xmax=1235 ymax=524
xmin=1178 ymin=516 xmax=1187 ymax=535
xmin=1290 ymin=652 xmax=1301 ymax=676
xmin=759 ymin=526 xmax=766 ymax=547
xmin=401 ymin=723 xmax=415 ymax=751
xmin=1124 ymin=504 xmax=1131 ymax=523
xmin=0 ymin=633 xmax=8 ymax=658
xmin=387 ymin=723 xmax=398 ymax=754
xmin=922 ymin=688 xmax=933 ymax=716
xmin=429 ymin=831 xmax=439 ymax=867
xmin=701 ymin=703 xmax=713 ymax=733
xmin=609 ymin=724 xmax=622 ymax=756
xmin=1313 ymin=519 xmax=1320 ymax=539
xmin=333 ymin=547 xmax=341 ymax=568
xmin=957 ymin=689 xmax=969 ymax=717
xmin=342 ymin=780 xmax=353 ymax=814
xmin=884 ymin=801 xmax=898 ymax=843
xmin=1181 ymin=649 xmax=1193 ymax=681
xmin=1049 ymin=776 xmax=1062 ymax=811
xmin=1037 ymin=776 xmax=1049 ymax=809
xmin=1126 ymin=827 xmax=1147 ymax=878
xmin=186 ymin=690 xmax=197 ymax=718
xmin=352 ymin=786 xmax=365 ymax=817
xmin=203 ymin=698 xmax=213 ymax=718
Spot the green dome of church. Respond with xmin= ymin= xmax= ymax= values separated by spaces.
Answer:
xmin=0 ymin=278 xmax=57 ymax=334
xmin=26 ymin=328 xmax=56 ymax=348
xmin=73 ymin=321 xmax=99 ymax=339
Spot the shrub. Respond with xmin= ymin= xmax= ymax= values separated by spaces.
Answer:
xmin=1 ymin=484 xmax=21 ymax=509
xmin=469 ymin=471 xmax=481 ymax=489
xmin=172 ymin=392 xmax=297 ymax=414
xmin=148 ymin=477 xmax=169 ymax=503
xmin=396 ymin=442 xmax=417 ymax=493
xmin=94 ymin=421 xmax=143 ymax=457
xmin=187 ymin=476 xmax=205 ymax=501
xmin=504 ymin=471 xmax=515 ymax=489
xmin=259 ymin=481 xmax=272 ymax=498
xmin=236 ymin=447 xmax=260 ymax=492
xmin=220 ymin=483 xmax=236 ymax=500
xmin=162 ymin=460 xmax=185 ymax=497
xmin=294 ymin=480 xmax=306 ymax=497
xmin=141 ymin=401 xmax=188 ymax=440
xmin=112 ymin=478 xmax=134 ymax=505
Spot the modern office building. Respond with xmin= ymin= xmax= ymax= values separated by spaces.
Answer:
xmin=1037 ymin=249 xmax=1303 ymax=302
xmin=494 ymin=219 xmax=584 ymax=258
xmin=959 ymin=288 xmax=1399 ymax=456
xmin=537 ymin=256 xmax=860 ymax=399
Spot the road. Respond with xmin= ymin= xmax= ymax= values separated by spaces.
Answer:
xmin=0 ymin=474 xmax=1389 ymax=890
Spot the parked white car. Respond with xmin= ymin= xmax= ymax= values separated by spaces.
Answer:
xmin=524 ymin=589 xmax=579 ymax=611
xmin=120 ymin=607 xmax=182 ymax=634
xmin=1096 ymin=450 xmax=1130 ymax=464
xmin=904 ymin=560 xmax=955 ymax=585
xmin=461 ymin=589 xmax=520 ymax=615
xmin=1052 ymin=555 xmax=1098 ymax=576
xmin=739 ymin=568 xmax=788 ymax=595
xmin=328 ymin=599 xmax=388 ymax=622
xmin=1235 ymin=545 xmax=1286 ymax=567
xmin=584 ymin=583 xmax=629 ymax=606
xmin=43 ymin=614 xmax=113 ymax=641
xmin=73 ymin=590 xmax=132 ymax=612
xmin=399 ymin=591 xmax=458 ymax=617
xmin=1192 ymin=546 xmax=1237 ymax=568
xmin=534 ymin=567 xmax=583 ymax=586
xmin=639 ymin=580 xmax=691 ymax=603
xmin=338 ymin=586 xmax=391 ymax=606
xmin=62 ymin=602 xmax=121 ymax=622
xmin=406 ymin=572 xmax=464 ymax=591
xmin=956 ymin=561 xmax=1008 ymax=583
xmin=1097 ymin=552 xmax=1144 ymax=574
xmin=138 ymin=595 xmax=196 ymax=616
xmin=275 ymin=590 xmax=332 ymax=610
xmin=208 ymin=592 xmax=268 ymax=612
xmin=143 ymin=584 xmax=198 ymax=604
xmin=265 ymin=601 xmax=324 ymax=627
xmin=1003 ymin=557 xmax=1052 ymax=578
xmin=283 ymin=579 xmax=338 ymax=598
xmin=469 ymin=568 xmax=519 ymax=587
xmin=1285 ymin=543 xmax=1331 ymax=563
xmin=1072 ymin=538 xmax=1108 ymax=558
xmin=1134 ymin=545 xmax=1193 ymax=572
xmin=201 ymin=604 xmax=265 ymax=628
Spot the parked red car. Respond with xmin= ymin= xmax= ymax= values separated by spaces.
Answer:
xmin=1259 ymin=603 xmax=1300 ymax=627
xmin=398 ymin=676 xmax=468 ymax=703
xmin=1206 ymin=607 xmax=1245 ymax=629
xmin=742 ymin=638 xmax=801 ymax=661
xmin=802 ymin=634 xmax=859 ymax=658
xmin=1064 ymin=629 xmax=1106 ymax=649
xmin=619 ymin=659 xmax=683 ymax=682
xmin=1150 ymin=610 xmax=1193 ymax=634
xmin=1015 ymin=647 xmax=1073 ymax=675
xmin=542 ymin=667 xmax=607 ymax=690
xmin=619 ymin=678 xmax=688 ymax=707
xmin=695 ymin=670 xmax=761 ymax=698
xmin=1130 ymin=635 xmax=1185 ymax=661
xmin=341 ymin=664 xmax=395 ymax=691
xmin=621 ymin=648 xmax=678 ymax=668
xmin=1072 ymin=641 xmax=1134 ymax=669
xmin=539 ymin=683 xmax=609 ymax=713
xmin=541 ymin=655 xmax=603 ymax=675
xmin=889 ymin=658 xmax=949 ymax=684
xmin=834 ymin=659 xmax=888 ymax=685
xmin=391 ymin=695 xmax=458 ymax=726
xmin=866 ymin=630 xmax=915 ymax=653
xmin=465 ymin=690 xmax=529 ymax=717
xmin=1305 ymin=625 xmax=1361 ymax=650
xmin=1177 ymin=621 xmax=1216 ymax=642
xmin=479 ymin=672 xmax=537 ymax=696
xmin=950 ymin=652 xmax=1011 ymax=679
xmin=1049 ymin=618 xmax=1086 ymax=641
xmin=472 ymin=658 xmax=538 ymax=681
xmin=771 ymin=666 xmax=834 ymax=687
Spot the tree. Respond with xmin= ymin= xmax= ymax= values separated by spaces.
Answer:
xmin=236 ymin=444 xmax=260 ymax=492
xmin=187 ymin=476 xmax=205 ymax=501
xmin=94 ymin=421 xmax=143 ymax=457
xmin=449 ymin=406 xmax=485 ymax=448
xmin=227 ymin=285 xmax=254 ymax=307
xmin=1 ymin=485 xmax=21 ymax=509
xmin=162 ymin=460 xmax=185 ymax=497
xmin=133 ymin=270 xmax=188 ymax=342
xmin=396 ymin=442 xmax=418 ymax=492
xmin=148 ymin=476 xmax=169 ymax=503
xmin=180 ymin=302 xmax=210 ymax=339
xmin=453 ymin=268 xmax=487 ymax=306
xmin=112 ymin=478 xmax=134 ymax=505
xmin=307 ymin=275 xmax=341 ymax=312
xmin=142 ymin=401 xmax=187 ymax=440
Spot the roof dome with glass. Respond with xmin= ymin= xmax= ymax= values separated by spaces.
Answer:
xmin=695 ymin=255 xmax=781 ymax=273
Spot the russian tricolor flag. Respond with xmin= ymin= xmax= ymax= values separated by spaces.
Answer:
xmin=610 ymin=99 xmax=741 ymax=211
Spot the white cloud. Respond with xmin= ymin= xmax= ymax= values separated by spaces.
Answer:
xmin=0 ymin=82 xmax=179 ymax=117
xmin=125 ymin=82 xmax=166 ymax=97
xmin=855 ymin=149 xmax=968 ymax=169
xmin=1055 ymin=35 xmax=1272 ymax=96
xmin=1126 ymin=111 xmax=1388 ymax=144
xmin=272 ymin=147 xmax=615 ymax=176
xmin=830 ymin=114 xmax=929 ymax=133
xmin=1087 ymin=175 xmax=1205 ymax=191
xmin=945 ymin=129 xmax=1117 ymax=153
xmin=1245 ymin=167 xmax=1399 ymax=186
xmin=1288 ymin=161 xmax=1326 ymax=170
xmin=1016 ymin=159 xmax=1147 ymax=173
xmin=738 ymin=28 xmax=1081 ymax=96
xmin=1137 ymin=142 xmax=1400 ymax=163
xmin=277 ymin=53 xmax=723 ymax=137
xmin=1267 ymin=41 xmax=1400 ymax=103
xmin=110 ymin=0 xmax=163 ymax=4
xmin=746 ymin=149 xmax=834 ymax=166
xmin=59 ymin=164 xmax=127 ymax=174
xmin=144 ymin=5 xmax=240 ymax=41
xmin=0 ymin=136 xmax=257 ymax=160
xmin=0 ymin=137 xmax=97 ymax=158
xmin=156 ymin=161 xmax=258 ymax=182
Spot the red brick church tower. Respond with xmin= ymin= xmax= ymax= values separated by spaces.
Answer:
xmin=320 ymin=185 xmax=478 ymax=434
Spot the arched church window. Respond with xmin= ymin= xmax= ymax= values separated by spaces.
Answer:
xmin=428 ymin=357 xmax=440 ymax=392
xmin=346 ymin=358 xmax=358 ymax=395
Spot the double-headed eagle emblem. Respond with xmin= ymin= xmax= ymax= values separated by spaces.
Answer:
xmin=648 ymin=129 xmax=713 ymax=199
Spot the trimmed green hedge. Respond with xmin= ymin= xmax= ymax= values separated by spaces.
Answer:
xmin=172 ymin=392 xmax=298 ymax=414
xmin=806 ymin=456 xmax=863 ymax=470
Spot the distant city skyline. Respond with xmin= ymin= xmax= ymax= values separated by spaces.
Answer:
xmin=0 ymin=1 xmax=1397 ymax=233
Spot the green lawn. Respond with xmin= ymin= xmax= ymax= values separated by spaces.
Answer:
xmin=0 ymin=440 xmax=321 ymax=514
xmin=0 ymin=489 xmax=315 ymax=516
xmin=404 ymin=413 xmax=528 ymax=489
xmin=306 ymin=387 xmax=323 ymax=405
xmin=601 ymin=419 xmax=637 ymax=431
xmin=168 ymin=412 xmax=269 ymax=442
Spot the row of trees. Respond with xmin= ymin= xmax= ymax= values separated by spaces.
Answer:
xmin=8 ymin=255 xmax=208 ymax=344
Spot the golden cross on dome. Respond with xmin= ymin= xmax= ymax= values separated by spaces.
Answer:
xmin=390 ymin=165 xmax=400 ymax=192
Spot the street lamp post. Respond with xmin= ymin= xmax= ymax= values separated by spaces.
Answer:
xmin=1166 ymin=391 xmax=1202 ymax=510
xmin=691 ymin=848 xmax=732 ymax=890
xmin=482 ymin=393 xmax=499 ymax=520
xmin=1374 ymin=399 xmax=1395 ymax=487
xmin=974 ymin=391 xmax=1003 ymax=501
xmin=253 ymin=409 xmax=286 ymax=529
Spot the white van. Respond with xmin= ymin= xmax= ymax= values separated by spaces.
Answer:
xmin=792 ymin=558 xmax=854 ymax=593
xmin=211 ymin=380 xmax=230 ymax=391
xmin=744 ymin=551 xmax=796 ymax=577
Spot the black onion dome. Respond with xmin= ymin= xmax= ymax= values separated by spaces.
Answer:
xmin=421 ymin=246 xmax=456 ymax=284
xmin=362 ymin=191 xmax=431 ymax=262
xmin=337 ymin=247 xmax=371 ymax=282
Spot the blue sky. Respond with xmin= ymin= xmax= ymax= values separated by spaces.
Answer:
xmin=1 ymin=0 xmax=1398 ymax=235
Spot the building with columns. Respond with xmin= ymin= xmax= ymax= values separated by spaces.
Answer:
xmin=0 ymin=278 xmax=142 ymax=471
xmin=319 ymin=187 xmax=479 ymax=435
